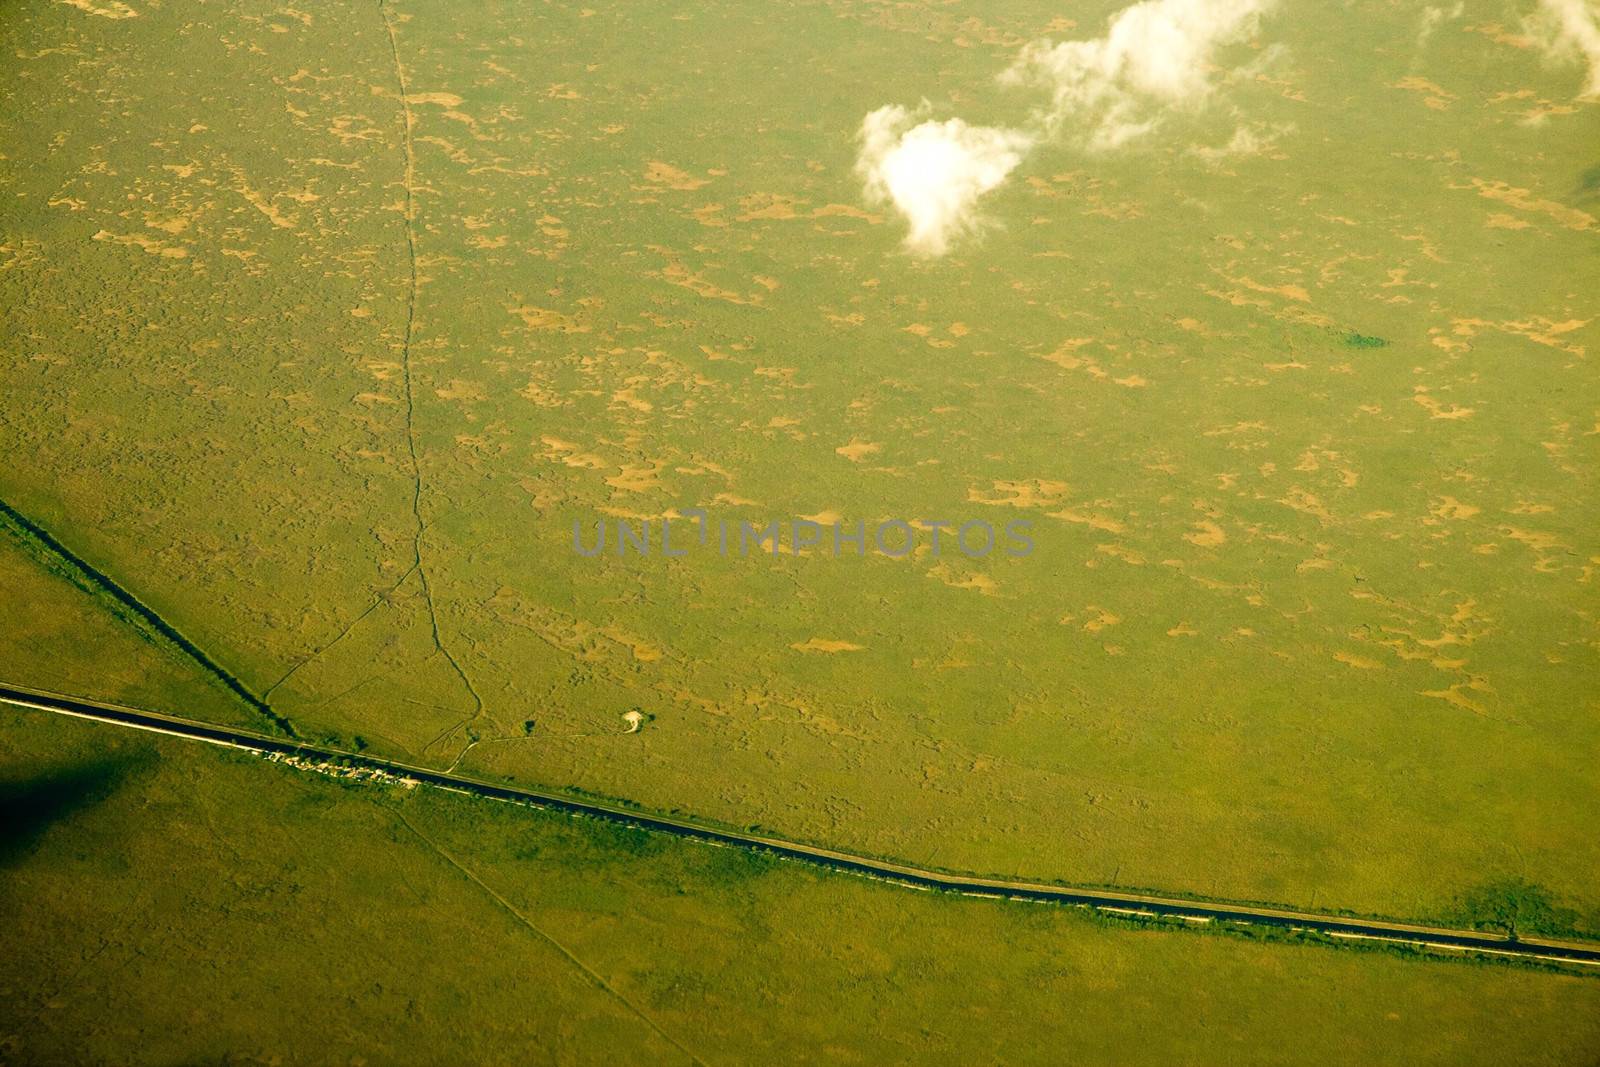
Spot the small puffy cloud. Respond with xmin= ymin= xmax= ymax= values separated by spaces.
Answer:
xmin=857 ymin=105 xmax=1034 ymax=257
xmin=1005 ymin=0 xmax=1276 ymax=150
xmin=1189 ymin=120 xmax=1294 ymax=163
xmin=1527 ymin=0 xmax=1600 ymax=98
xmin=1416 ymin=3 xmax=1464 ymax=49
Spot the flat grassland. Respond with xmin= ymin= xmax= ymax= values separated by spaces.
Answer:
xmin=5 ymin=704 xmax=1600 ymax=1066
xmin=1 ymin=0 xmax=1596 ymax=941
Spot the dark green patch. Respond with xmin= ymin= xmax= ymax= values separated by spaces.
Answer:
xmin=0 ymin=755 xmax=150 ymax=865
xmin=1453 ymin=878 xmax=1583 ymax=940
xmin=1342 ymin=331 xmax=1389 ymax=348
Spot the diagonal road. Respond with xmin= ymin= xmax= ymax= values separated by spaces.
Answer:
xmin=3 ymin=680 xmax=1598 ymax=970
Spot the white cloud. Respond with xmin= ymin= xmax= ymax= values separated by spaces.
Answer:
xmin=858 ymin=0 xmax=1276 ymax=255
xmin=1416 ymin=3 xmax=1464 ymax=50
xmin=1006 ymin=0 xmax=1275 ymax=150
xmin=857 ymin=106 xmax=1034 ymax=258
xmin=1189 ymin=120 xmax=1294 ymax=163
xmin=1528 ymin=0 xmax=1600 ymax=98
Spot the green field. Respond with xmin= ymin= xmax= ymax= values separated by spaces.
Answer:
xmin=2 ymin=0 xmax=1598 ymax=1059
xmin=7 ymin=705 xmax=1600 ymax=1065
xmin=5 ymin=514 xmax=1600 ymax=1063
